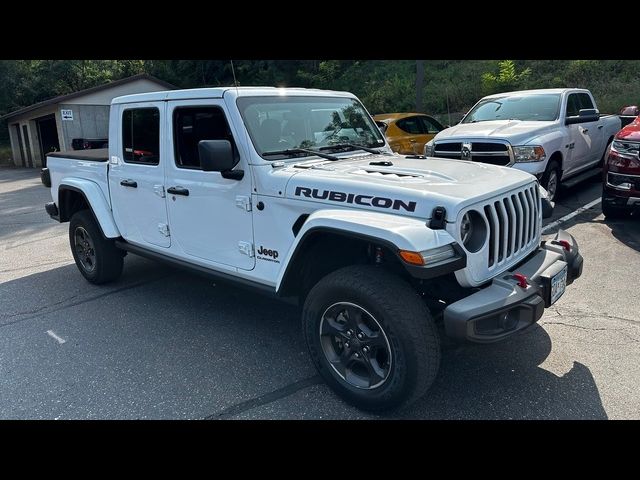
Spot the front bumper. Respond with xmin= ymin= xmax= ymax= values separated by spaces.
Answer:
xmin=444 ymin=229 xmax=583 ymax=343
xmin=603 ymin=182 xmax=640 ymax=209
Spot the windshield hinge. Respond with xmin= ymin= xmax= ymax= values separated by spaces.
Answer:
xmin=236 ymin=195 xmax=252 ymax=212
xmin=428 ymin=206 xmax=447 ymax=230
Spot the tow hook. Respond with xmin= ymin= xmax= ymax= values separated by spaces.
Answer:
xmin=512 ymin=273 xmax=529 ymax=289
xmin=551 ymin=239 xmax=571 ymax=252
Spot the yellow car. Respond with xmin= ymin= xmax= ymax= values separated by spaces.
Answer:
xmin=374 ymin=113 xmax=446 ymax=155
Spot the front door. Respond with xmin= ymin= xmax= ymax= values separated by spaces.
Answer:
xmin=165 ymin=100 xmax=255 ymax=270
xmin=108 ymin=102 xmax=170 ymax=248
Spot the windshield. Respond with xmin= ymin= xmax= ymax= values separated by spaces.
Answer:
xmin=236 ymin=96 xmax=386 ymax=160
xmin=462 ymin=94 xmax=561 ymax=123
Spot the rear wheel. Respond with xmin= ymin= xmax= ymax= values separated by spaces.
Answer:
xmin=69 ymin=210 xmax=124 ymax=284
xmin=541 ymin=161 xmax=561 ymax=201
xmin=302 ymin=265 xmax=440 ymax=411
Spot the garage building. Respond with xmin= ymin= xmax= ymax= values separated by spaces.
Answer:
xmin=1 ymin=74 xmax=174 ymax=168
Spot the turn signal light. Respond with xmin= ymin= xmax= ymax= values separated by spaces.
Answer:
xmin=399 ymin=250 xmax=425 ymax=266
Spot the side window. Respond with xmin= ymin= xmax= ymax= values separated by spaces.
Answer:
xmin=419 ymin=116 xmax=443 ymax=134
xmin=396 ymin=117 xmax=426 ymax=135
xmin=566 ymin=94 xmax=580 ymax=117
xmin=173 ymin=106 xmax=237 ymax=169
xmin=577 ymin=93 xmax=595 ymax=111
xmin=122 ymin=108 xmax=160 ymax=165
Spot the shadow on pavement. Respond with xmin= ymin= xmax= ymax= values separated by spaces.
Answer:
xmin=0 ymin=252 xmax=608 ymax=419
xmin=604 ymin=216 xmax=640 ymax=253
xmin=399 ymin=325 xmax=607 ymax=419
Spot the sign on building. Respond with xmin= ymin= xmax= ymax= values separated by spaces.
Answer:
xmin=61 ymin=109 xmax=74 ymax=121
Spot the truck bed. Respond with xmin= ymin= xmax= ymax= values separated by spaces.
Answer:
xmin=47 ymin=149 xmax=109 ymax=162
xmin=46 ymin=150 xmax=111 ymax=209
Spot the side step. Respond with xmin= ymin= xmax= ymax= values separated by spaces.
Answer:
xmin=562 ymin=167 xmax=602 ymax=189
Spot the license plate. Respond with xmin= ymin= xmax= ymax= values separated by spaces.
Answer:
xmin=550 ymin=265 xmax=568 ymax=305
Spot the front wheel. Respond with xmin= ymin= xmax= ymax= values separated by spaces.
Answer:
xmin=302 ymin=265 xmax=440 ymax=411
xmin=541 ymin=161 xmax=561 ymax=202
xmin=69 ymin=210 xmax=124 ymax=284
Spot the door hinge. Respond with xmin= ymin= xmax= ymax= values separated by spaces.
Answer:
xmin=158 ymin=223 xmax=170 ymax=237
xmin=236 ymin=195 xmax=252 ymax=212
xmin=153 ymin=184 xmax=166 ymax=198
xmin=238 ymin=241 xmax=254 ymax=257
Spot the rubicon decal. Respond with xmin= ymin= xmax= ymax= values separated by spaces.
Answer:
xmin=294 ymin=187 xmax=417 ymax=212
xmin=257 ymin=246 xmax=280 ymax=263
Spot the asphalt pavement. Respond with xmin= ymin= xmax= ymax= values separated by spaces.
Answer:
xmin=0 ymin=166 xmax=638 ymax=419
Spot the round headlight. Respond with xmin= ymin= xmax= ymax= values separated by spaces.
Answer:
xmin=459 ymin=210 xmax=487 ymax=253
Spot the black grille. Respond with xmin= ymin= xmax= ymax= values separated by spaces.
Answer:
xmin=436 ymin=143 xmax=462 ymax=152
xmin=472 ymin=142 xmax=508 ymax=152
xmin=434 ymin=141 xmax=512 ymax=165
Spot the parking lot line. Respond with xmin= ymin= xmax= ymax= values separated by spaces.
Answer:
xmin=46 ymin=330 xmax=66 ymax=344
xmin=542 ymin=198 xmax=601 ymax=235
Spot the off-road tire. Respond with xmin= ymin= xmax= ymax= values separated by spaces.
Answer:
xmin=302 ymin=265 xmax=440 ymax=411
xmin=69 ymin=209 xmax=124 ymax=284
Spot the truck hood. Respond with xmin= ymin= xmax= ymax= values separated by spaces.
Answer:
xmin=435 ymin=120 xmax=556 ymax=145
xmin=280 ymin=154 xmax=536 ymax=221
xmin=616 ymin=118 xmax=640 ymax=142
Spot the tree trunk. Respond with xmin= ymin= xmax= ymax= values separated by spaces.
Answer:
xmin=416 ymin=60 xmax=424 ymax=113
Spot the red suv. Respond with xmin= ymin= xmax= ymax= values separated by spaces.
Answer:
xmin=602 ymin=117 xmax=640 ymax=218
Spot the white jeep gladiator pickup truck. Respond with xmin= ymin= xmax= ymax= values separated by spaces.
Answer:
xmin=425 ymin=88 xmax=621 ymax=200
xmin=41 ymin=86 xmax=583 ymax=411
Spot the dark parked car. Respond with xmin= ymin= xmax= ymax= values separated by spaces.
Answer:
xmin=71 ymin=138 xmax=108 ymax=150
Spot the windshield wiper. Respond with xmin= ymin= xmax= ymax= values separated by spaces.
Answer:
xmin=319 ymin=143 xmax=391 ymax=155
xmin=262 ymin=148 xmax=339 ymax=161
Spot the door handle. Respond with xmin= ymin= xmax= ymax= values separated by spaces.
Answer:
xmin=120 ymin=179 xmax=137 ymax=188
xmin=409 ymin=139 xmax=417 ymax=143
xmin=598 ymin=125 xmax=604 ymax=129
xmin=167 ymin=186 xmax=189 ymax=196
xmin=581 ymin=128 xmax=589 ymax=134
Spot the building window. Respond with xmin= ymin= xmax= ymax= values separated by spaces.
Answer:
xmin=122 ymin=108 xmax=160 ymax=165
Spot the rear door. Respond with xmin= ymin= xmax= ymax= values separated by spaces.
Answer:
xmin=395 ymin=116 xmax=428 ymax=154
xmin=164 ymin=99 xmax=255 ymax=270
xmin=108 ymin=102 xmax=170 ymax=248
xmin=418 ymin=115 xmax=444 ymax=144
xmin=578 ymin=92 xmax=604 ymax=165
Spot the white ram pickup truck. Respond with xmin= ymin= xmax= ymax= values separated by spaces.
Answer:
xmin=41 ymin=87 xmax=583 ymax=411
xmin=425 ymin=88 xmax=621 ymax=200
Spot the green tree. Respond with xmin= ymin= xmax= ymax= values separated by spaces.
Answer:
xmin=481 ymin=60 xmax=532 ymax=95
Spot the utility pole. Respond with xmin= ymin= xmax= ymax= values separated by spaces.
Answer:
xmin=416 ymin=60 xmax=424 ymax=113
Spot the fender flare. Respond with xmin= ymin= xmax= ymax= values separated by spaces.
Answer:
xmin=276 ymin=209 xmax=460 ymax=294
xmin=58 ymin=178 xmax=121 ymax=238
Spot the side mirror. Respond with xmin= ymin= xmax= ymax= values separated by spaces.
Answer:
xmin=198 ymin=139 xmax=239 ymax=174
xmin=565 ymin=108 xmax=600 ymax=125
